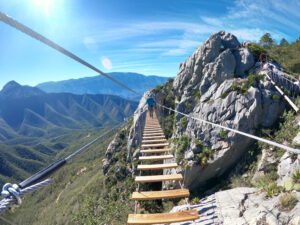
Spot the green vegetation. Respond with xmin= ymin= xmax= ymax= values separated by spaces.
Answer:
xmin=191 ymin=197 xmax=200 ymax=204
xmin=195 ymin=147 xmax=214 ymax=167
xmin=247 ymin=43 xmax=267 ymax=62
xmin=219 ymin=129 xmax=228 ymax=139
xmin=250 ymin=33 xmax=300 ymax=75
xmin=2 ymin=127 xmax=135 ymax=225
xmin=194 ymin=139 xmax=203 ymax=149
xmin=174 ymin=135 xmax=189 ymax=163
xmin=154 ymin=79 xmax=176 ymax=139
xmin=292 ymin=169 xmax=300 ymax=183
xmin=192 ymin=89 xmax=201 ymax=99
xmin=180 ymin=117 xmax=188 ymax=129
xmin=273 ymin=111 xmax=299 ymax=148
xmin=279 ymin=193 xmax=298 ymax=211
xmin=220 ymin=74 xmax=264 ymax=98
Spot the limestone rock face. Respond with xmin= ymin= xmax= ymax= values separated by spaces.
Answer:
xmin=277 ymin=152 xmax=300 ymax=188
xmin=170 ymin=31 xmax=285 ymax=190
xmin=105 ymin=31 xmax=285 ymax=192
xmin=170 ymin=188 xmax=300 ymax=225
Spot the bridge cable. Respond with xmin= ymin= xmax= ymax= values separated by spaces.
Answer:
xmin=0 ymin=124 xmax=122 ymax=215
xmin=157 ymin=103 xmax=300 ymax=154
xmin=0 ymin=11 xmax=139 ymax=96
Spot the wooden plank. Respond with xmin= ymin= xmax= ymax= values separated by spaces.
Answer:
xmin=142 ymin=135 xmax=165 ymax=140
xmin=144 ymin=129 xmax=163 ymax=133
xmin=142 ymin=143 xmax=168 ymax=148
xmin=145 ymin=125 xmax=161 ymax=127
xmin=143 ymin=132 xmax=164 ymax=136
xmin=140 ymin=149 xmax=170 ymax=153
xmin=137 ymin=163 xmax=178 ymax=170
xmin=127 ymin=210 xmax=199 ymax=224
xmin=142 ymin=139 xmax=167 ymax=144
xmin=144 ymin=129 xmax=162 ymax=132
xmin=139 ymin=155 xmax=173 ymax=161
xmin=131 ymin=188 xmax=190 ymax=200
xmin=135 ymin=174 xmax=183 ymax=183
xmin=144 ymin=127 xmax=162 ymax=129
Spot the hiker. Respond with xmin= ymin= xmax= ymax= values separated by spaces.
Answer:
xmin=146 ymin=95 xmax=156 ymax=118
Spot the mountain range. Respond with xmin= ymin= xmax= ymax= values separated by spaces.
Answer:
xmin=0 ymin=80 xmax=138 ymax=186
xmin=37 ymin=72 xmax=171 ymax=100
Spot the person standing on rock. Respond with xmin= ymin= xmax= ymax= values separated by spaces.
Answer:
xmin=146 ymin=95 xmax=156 ymax=118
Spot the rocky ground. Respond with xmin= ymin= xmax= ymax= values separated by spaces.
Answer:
xmin=170 ymin=187 xmax=300 ymax=225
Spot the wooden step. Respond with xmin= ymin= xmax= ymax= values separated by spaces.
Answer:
xmin=144 ymin=128 xmax=162 ymax=132
xmin=144 ymin=127 xmax=162 ymax=130
xmin=142 ymin=139 xmax=167 ymax=144
xmin=142 ymin=135 xmax=165 ymax=140
xmin=144 ymin=130 xmax=163 ymax=133
xmin=145 ymin=125 xmax=161 ymax=128
xmin=139 ymin=155 xmax=173 ymax=161
xmin=137 ymin=163 xmax=178 ymax=170
xmin=142 ymin=143 xmax=169 ymax=148
xmin=131 ymin=188 xmax=190 ymax=200
xmin=143 ymin=130 xmax=163 ymax=133
xmin=135 ymin=174 xmax=183 ymax=183
xmin=140 ymin=149 xmax=170 ymax=153
xmin=143 ymin=132 xmax=164 ymax=136
xmin=127 ymin=210 xmax=199 ymax=224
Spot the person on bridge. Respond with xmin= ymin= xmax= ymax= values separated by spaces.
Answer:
xmin=146 ymin=95 xmax=156 ymax=118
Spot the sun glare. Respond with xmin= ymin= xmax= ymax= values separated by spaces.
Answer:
xmin=32 ymin=0 xmax=55 ymax=16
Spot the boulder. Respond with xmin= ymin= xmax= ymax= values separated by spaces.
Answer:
xmin=233 ymin=48 xmax=255 ymax=77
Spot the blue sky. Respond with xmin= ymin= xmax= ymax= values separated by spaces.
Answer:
xmin=0 ymin=0 xmax=299 ymax=89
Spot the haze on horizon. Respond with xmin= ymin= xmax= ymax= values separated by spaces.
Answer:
xmin=0 ymin=0 xmax=299 ymax=89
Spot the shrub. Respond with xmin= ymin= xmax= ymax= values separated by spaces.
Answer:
xmin=219 ymin=129 xmax=228 ymax=139
xmin=255 ymin=173 xmax=282 ymax=197
xmin=265 ymin=182 xmax=283 ymax=197
xmin=292 ymin=169 xmax=300 ymax=183
xmin=192 ymin=90 xmax=201 ymax=99
xmin=191 ymin=197 xmax=200 ymax=204
xmin=247 ymin=43 xmax=267 ymax=61
xmin=175 ymin=136 xmax=189 ymax=163
xmin=194 ymin=139 xmax=203 ymax=149
xmin=180 ymin=117 xmax=188 ymax=129
xmin=279 ymin=193 xmax=298 ymax=211
xmin=195 ymin=147 xmax=214 ymax=167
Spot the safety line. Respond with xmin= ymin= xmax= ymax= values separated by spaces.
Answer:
xmin=158 ymin=104 xmax=300 ymax=154
xmin=0 ymin=11 xmax=139 ymax=95
xmin=19 ymin=124 xmax=122 ymax=188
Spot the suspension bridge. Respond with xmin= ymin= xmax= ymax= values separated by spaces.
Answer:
xmin=0 ymin=10 xmax=300 ymax=225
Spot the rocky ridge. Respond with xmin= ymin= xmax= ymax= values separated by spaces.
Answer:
xmin=102 ymin=31 xmax=300 ymax=224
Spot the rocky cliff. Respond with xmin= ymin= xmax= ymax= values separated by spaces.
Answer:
xmin=112 ymin=31 xmax=285 ymax=189
xmin=102 ymin=31 xmax=300 ymax=224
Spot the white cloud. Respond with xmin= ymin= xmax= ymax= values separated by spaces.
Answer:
xmin=101 ymin=57 xmax=113 ymax=70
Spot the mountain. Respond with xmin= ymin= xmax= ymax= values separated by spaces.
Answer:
xmin=0 ymin=81 xmax=138 ymax=135
xmin=3 ymin=32 xmax=300 ymax=225
xmin=0 ymin=81 xmax=138 ymax=186
xmin=36 ymin=72 xmax=171 ymax=100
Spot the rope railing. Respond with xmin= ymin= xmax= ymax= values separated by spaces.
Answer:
xmin=157 ymin=104 xmax=300 ymax=154
xmin=0 ymin=179 xmax=52 ymax=214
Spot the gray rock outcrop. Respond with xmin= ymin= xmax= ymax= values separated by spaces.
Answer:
xmin=170 ymin=31 xmax=284 ymax=190
xmin=170 ymin=188 xmax=300 ymax=225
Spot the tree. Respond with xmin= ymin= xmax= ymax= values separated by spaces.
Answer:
xmin=279 ymin=38 xmax=289 ymax=46
xmin=259 ymin=33 xmax=274 ymax=47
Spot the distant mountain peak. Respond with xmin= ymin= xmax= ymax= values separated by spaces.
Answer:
xmin=36 ymin=72 xmax=171 ymax=100
xmin=1 ymin=81 xmax=45 ymax=98
xmin=2 ymin=80 xmax=21 ymax=91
